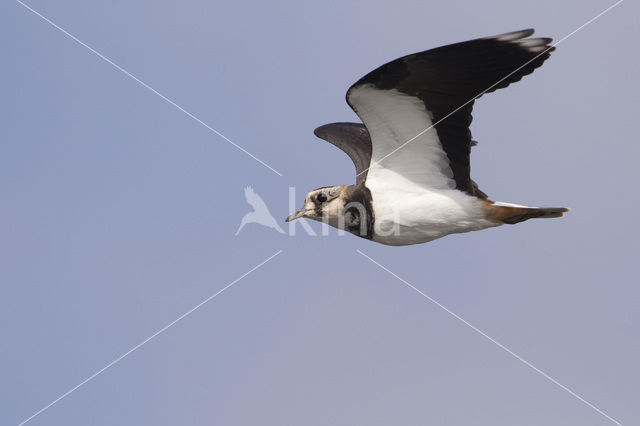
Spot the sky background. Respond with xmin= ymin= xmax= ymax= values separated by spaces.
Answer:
xmin=1 ymin=0 xmax=639 ymax=425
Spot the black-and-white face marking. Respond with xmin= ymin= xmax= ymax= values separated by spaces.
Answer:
xmin=285 ymin=184 xmax=374 ymax=239
xmin=310 ymin=187 xmax=338 ymax=205
xmin=286 ymin=186 xmax=343 ymax=223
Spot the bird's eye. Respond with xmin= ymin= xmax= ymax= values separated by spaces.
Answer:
xmin=317 ymin=193 xmax=328 ymax=203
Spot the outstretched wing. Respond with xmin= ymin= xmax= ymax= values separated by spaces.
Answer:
xmin=313 ymin=122 xmax=372 ymax=185
xmin=244 ymin=186 xmax=270 ymax=212
xmin=346 ymin=29 xmax=554 ymax=199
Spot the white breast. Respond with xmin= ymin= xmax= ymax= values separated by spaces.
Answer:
xmin=368 ymin=178 xmax=498 ymax=246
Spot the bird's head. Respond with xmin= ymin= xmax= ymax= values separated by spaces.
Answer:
xmin=286 ymin=186 xmax=347 ymax=225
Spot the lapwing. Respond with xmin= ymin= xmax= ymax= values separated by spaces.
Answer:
xmin=287 ymin=29 xmax=568 ymax=246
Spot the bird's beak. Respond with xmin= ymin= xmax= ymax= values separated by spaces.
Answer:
xmin=286 ymin=208 xmax=307 ymax=222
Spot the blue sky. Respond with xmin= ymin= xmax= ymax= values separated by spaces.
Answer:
xmin=1 ymin=0 xmax=638 ymax=425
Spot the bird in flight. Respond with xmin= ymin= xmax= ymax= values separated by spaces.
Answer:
xmin=287 ymin=29 xmax=568 ymax=246
xmin=237 ymin=186 xmax=284 ymax=235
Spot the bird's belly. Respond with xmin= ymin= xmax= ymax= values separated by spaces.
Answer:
xmin=372 ymin=222 xmax=449 ymax=245
xmin=370 ymin=189 xmax=497 ymax=246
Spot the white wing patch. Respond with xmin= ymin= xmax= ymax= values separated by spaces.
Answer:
xmin=348 ymin=84 xmax=454 ymax=193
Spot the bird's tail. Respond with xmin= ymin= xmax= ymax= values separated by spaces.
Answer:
xmin=488 ymin=202 xmax=569 ymax=225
